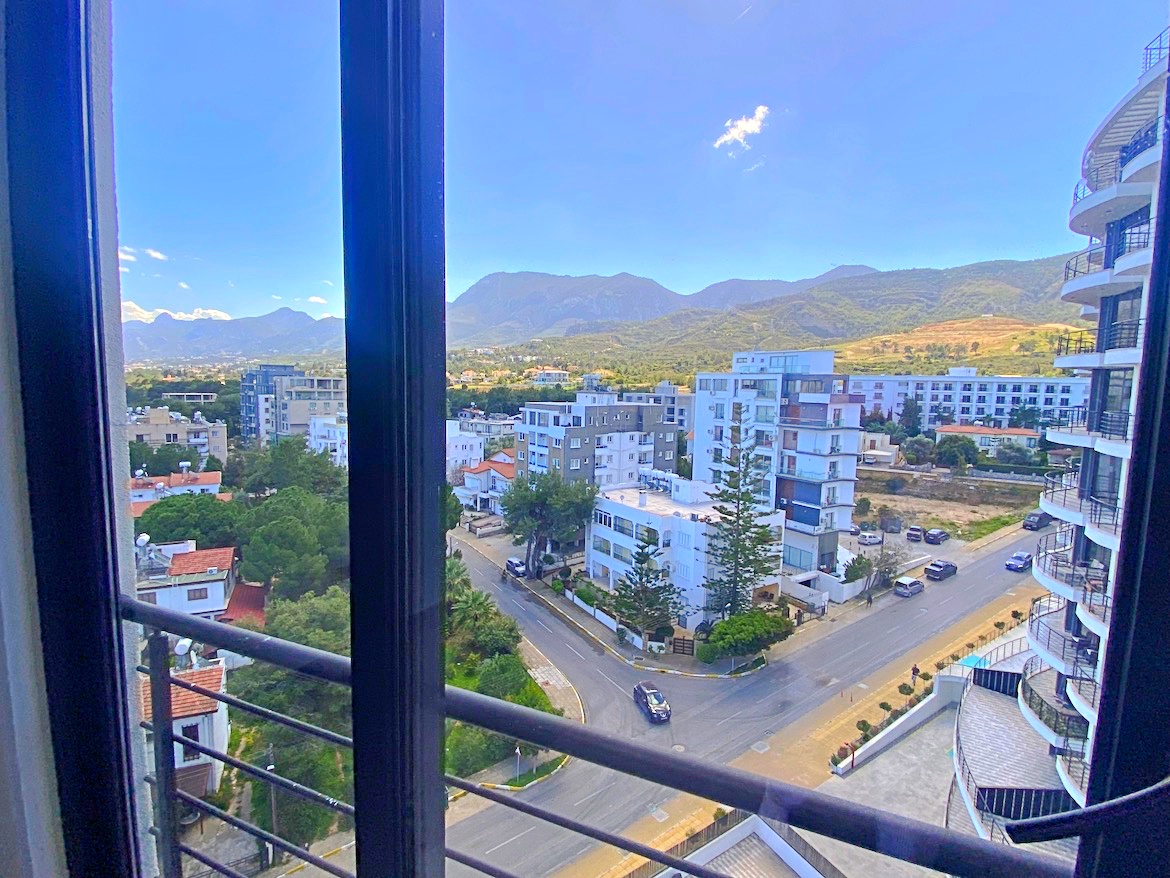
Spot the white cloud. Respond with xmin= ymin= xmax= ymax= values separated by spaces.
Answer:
xmin=320 ymin=312 xmax=334 ymax=319
xmin=121 ymin=300 xmax=232 ymax=323
xmin=308 ymin=295 xmax=327 ymax=304
xmin=714 ymin=105 xmax=769 ymax=151
xmin=321 ymin=280 xmax=334 ymax=287
xmin=118 ymin=247 xmax=137 ymax=262
xmin=743 ymin=161 xmax=765 ymax=173
xmin=178 ymin=281 xmax=190 ymax=290
xmin=271 ymin=295 xmax=283 ymax=300
xmin=119 ymin=266 xmax=130 ymax=273
xmin=144 ymin=248 xmax=168 ymax=261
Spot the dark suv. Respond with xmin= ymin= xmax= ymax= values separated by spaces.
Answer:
xmin=633 ymin=681 xmax=671 ymax=723
xmin=925 ymin=559 xmax=958 ymax=581
xmin=924 ymin=528 xmax=950 ymax=545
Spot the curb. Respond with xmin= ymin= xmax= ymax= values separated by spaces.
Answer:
xmin=478 ymin=754 xmax=572 ymax=792
xmin=521 ymin=637 xmax=587 ymax=725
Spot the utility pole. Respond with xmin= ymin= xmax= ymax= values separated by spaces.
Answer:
xmin=266 ymin=743 xmax=278 ymax=864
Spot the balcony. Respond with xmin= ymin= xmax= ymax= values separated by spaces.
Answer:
xmin=1041 ymin=471 xmax=1088 ymax=523
xmin=1058 ymin=754 xmax=1090 ymax=808
xmin=1119 ymin=116 xmax=1162 ymax=178
xmin=1063 ymin=246 xmax=1107 ymax=281
xmin=1041 ymin=406 xmax=1133 ymax=448
xmin=1060 ymin=244 xmax=1139 ymax=305
xmin=1027 ymin=595 xmax=1099 ymax=672
xmin=775 ymin=415 xmax=848 ymax=430
xmin=1088 ymin=495 xmax=1122 ymax=537
xmin=1144 ymin=26 xmax=1170 ymax=72
xmin=1113 ymin=221 xmax=1154 ymax=277
xmin=1033 ymin=530 xmax=1107 ymax=602
xmin=1018 ymin=657 xmax=1090 ymax=746
xmin=1069 ymin=161 xmax=1153 ymax=239
xmin=1053 ymin=329 xmax=1096 ymax=358
xmin=116 ymin=598 xmax=1069 ymax=878
xmin=1101 ymin=317 xmax=1144 ymax=353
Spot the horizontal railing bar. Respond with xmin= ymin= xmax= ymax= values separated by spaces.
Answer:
xmin=175 ymin=841 xmax=252 ymax=878
xmin=174 ymin=790 xmax=354 ymax=878
xmin=135 ymin=664 xmax=353 ymax=748
xmin=445 ymin=848 xmax=523 ymax=878
xmin=122 ymin=597 xmax=1070 ymax=878
xmin=445 ymin=775 xmax=733 ymax=878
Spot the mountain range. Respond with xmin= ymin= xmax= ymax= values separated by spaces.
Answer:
xmin=120 ymin=254 xmax=1083 ymax=366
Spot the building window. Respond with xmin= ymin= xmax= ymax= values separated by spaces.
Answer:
xmin=570 ymin=459 xmax=581 ymax=470
xmin=1060 ymin=397 xmax=1070 ymax=406
xmin=517 ymin=451 xmax=525 ymax=461
xmin=139 ymin=592 xmax=157 ymax=605
xmin=187 ymin=587 xmax=208 ymax=601
xmin=570 ymin=437 xmax=581 ymax=449
xmin=552 ymin=458 xmax=561 ymax=469
xmin=180 ymin=723 xmax=200 ymax=761
xmin=665 ymin=450 xmax=673 ymax=460
xmin=165 ymin=433 xmax=179 ymax=443
xmin=1061 ymin=385 xmax=1072 ymax=394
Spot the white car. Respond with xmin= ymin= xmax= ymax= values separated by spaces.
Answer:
xmin=857 ymin=533 xmax=883 ymax=546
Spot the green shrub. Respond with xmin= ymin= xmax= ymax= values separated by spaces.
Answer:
xmin=856 ymin=719 xmax=871 ymax=734
xmin=472 ymin=615 xmax=521 ymax=657
xmin=575 ymin=584 xmax=598 ymax=607
xmin=898 ymin=683 xmax=914 ymax=697
xmin=549 ymin=581 xmax=564 ymax=595
xmin=707 ymin=609 xmax=794 ymax=656
xmin=879 ymin=701 xmax=892 ymax=714
xmin=558 ymin=566 xmax=571 ymax=580
xmin=918 ymin=671 xmax=932 ymax=682
xmin=885 ymin=477 xmax=906 ymax=494
xmin=653 ymin=625 xmax=675 ymax=641
xmin=696 ymin=642 xmax=722 ymax=664
xmin=713 ymin=807 xmax=728 ymax=821
xmin=830 ymin=753 xmax=842 ymax=766
xmin=935 ymin=660 xmax=946 ymax=671
xmin=506 ymin=679 xmax=562 ymax=715
xmin=445 ymin=724 xmax=515 ymax=777
xmin=855 ymin=497 xmax=872 ymax=517
xmin=477 ymin=654 xmax=530 ymax=699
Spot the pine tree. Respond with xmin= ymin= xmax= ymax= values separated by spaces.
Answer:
xmin=612 ymin=540 xmax=686 ymax=652
xmin=703 ymin=406 xmax=779 ymax=617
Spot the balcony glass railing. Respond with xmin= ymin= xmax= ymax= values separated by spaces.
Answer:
xmin=1020 ymin=656 xmax=1090 ymax=743
xmin=1119 ymin=116 xmax=1162 ymax=168
xmin=117 ymin=597 xmax=1067 ymax=878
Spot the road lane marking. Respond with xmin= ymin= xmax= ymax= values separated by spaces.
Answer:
xmin=596 ymin=668 xmax=629 ymax=696
xmin=484 ymin=826 xmax=535 ymax=854
xmin=573 ymin=781 xmax=616 ymax=806
xmin=535 ymin=618 xmax=555 ymax=633
xmin=715 ymin=709 xmax=743 ymax=726
xmin=564 ymin=644 xmax=586 ymax=660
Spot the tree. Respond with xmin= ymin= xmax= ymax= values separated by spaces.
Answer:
xmin=477 ymin=654 xmax=530 ymax=699
xmin=855 ymin=497 xmax=872 ymax=517
xmin=993 ymin=443 xmax=1037 ymax=466
xmin=136 ymin=493 xmax=244 ymax=547
xmin=129 ymin=442 xmax=193 ymax=476
xmin=843 ymin=555 xmax=873 ymax=583
xmin=500 ymin=473 xmax=597 ymax=577
xmin=450 ymin=590 xmax=497 ymax=631
xmin=470 ymin=614 xmax=521 ymax=657
xmin=202 ymin=454 xmax=224 ymax=472
xmin=442 ymin=483 xmax=463 ymax=534
xmin=862 ymin=542 xmax=910 ymax=595
xmin=245 ymin=436 xmax=346 ymax=497
xmin=245 ymin=487 xmax=350 ymax=583
xmin=935 ymin=434 xmax=980 ymax=468
xmin=444 ymin=556 xmax=473 ymax=604
xmin=900 ymin=435 xmax=935 ymax=465
xmin=1008 ymin=405 xmax=1042 ymax=429
xmin=240 ymin=517 xmax=329 ymax=600
xmin=706 ymin=609 xmax=793 ymax=657
xmin=703 ymin=408 xmax=779 ymax=617
xmin=611 ymin=541 xmax=687 ymax=653
xmin=897 ymin=398 xmax=923 ymax=436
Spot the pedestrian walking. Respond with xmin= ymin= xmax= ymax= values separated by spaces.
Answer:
xmin=911 ymin=664 xmax=920 ymax=686
xmin=866 ymin=591 xmax=873 ymax=608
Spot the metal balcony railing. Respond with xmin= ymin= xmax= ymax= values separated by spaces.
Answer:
xmin=1034 ymin=530 xmax=1107 ymax=596
xmin=1060 ymin=754 xmax=1091 ymax=799
xmin=1042 ymin=471 xmax=1088 ymax=515
xmin=1101 ymin=318 xmax=1143 ymax=351
xmin=1143 ymin=26 xmax=1170 ymax=71
xmin=119 ymin=597 xmax=1070 ymax=878
xmin=1080 ymin=588 xmax=1112 ymax=627
xmin=1119 ymin=116 xmax=1162 ymax=169
xmin=1028 ymin=596 xmax=1099 ymax=666
xmin=1064 ymin=245 xmax=1107 ymax=281
xmin=1118 ymin=221 xmax=1152 ymax=259
xmin=1053 ymin=329 xmax=1096 ymax=357
xmin=1019 ymin=657 xmax=1090 ymax=743
xmin=1088 ymin=495 xmax=1122 ymax=533
xmin=1069 ymin=658 xmax=1102 ymax=711
xmin=1040 ymin=406 xmax=1132 ymax=441
xmin=1072 ymin=160 xmax=1120 ymax=205
xmin=954 ymin=725 xmax=1013 ymax=846
xmin=1041 ymin=405 xmax=1089 ymax=433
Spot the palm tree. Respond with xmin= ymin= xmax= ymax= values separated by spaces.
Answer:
xmin=450 ymin=590 xmax=496 ymax=631
xmin=444 ymin=556 xmax=472 ymax=603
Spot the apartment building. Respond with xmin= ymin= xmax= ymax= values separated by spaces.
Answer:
xmin=240 ymin=363 xmax=302 ymax=443
xmin=586 ymin=470 xmax=784 ymax=623
xmin=446 ymin=419 xmax=485 ymax=478
xmin=621 ymin=380 xmax=695 ymax=431
xmin=273 ymin=374 xmax=347 ymax=439
xmin=133 ymin=544 xmax=238 ymax=621
xmin=453 ymin=406 xmax=518 ymax=438
xmin=945 ymin=31 xmax=1166 ymax=854
xmin=308 ymin=412 xmax=349 ymax=468
xmin=126 ymin=406 xmax=228 ymax=463
xmin=139 ymin=660 xmax=230 ymax=796
xmin=515 ymin=391 xmax=677 ymax=485
xmin=692 ymin=350 xmax=863 ymax=575
xmin=532 ymin=367 xmax=570 ymax=385
xmin=161 ymin=391 xmax=218 ymax=404
xmin=848 ymin=367 xmax=1090 ymax=430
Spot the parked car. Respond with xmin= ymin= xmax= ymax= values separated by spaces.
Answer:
xmin=505 ymin=557 xmax=527 ymax=577
xmin=1006 ymin=551 xmax=1034 ymax=572
xmin=858 ymin=532 xmax=883 ymax=546
xmin=925 ymin=560 xmax=958 ymax=581
xmin=893 ymin=576 xmax=925 ymax=597
xmin=924 ymin=528 xmax=950 ymax=545
xmin=1022 ymin=510 xmax=1054 ymax=531
xmin=633 ymin=681 xmax=671 ymax=723
xmin=906 ymin=526 xmax=925 ymax=542
xmin=849 ymin=523 xmax=861 ymax=536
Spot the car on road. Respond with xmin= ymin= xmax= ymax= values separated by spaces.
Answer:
xmin=924 ymin=528 xmax=950 ymax=545
xmin=857 ymin=532 xmax=883 ymax=546
xmin=906 ymin=526 xmax=925 ymax=542
xmin=1023 ymin=510 xmax=1054 ymax=531
xmin=893 ymin=576 xmax=925 ymax=597
xmin=849 ymin=523 xmax=861 ymax=535
xmin=633 ymin=681 xmax=671 ymax=723
xmin=505 ymin=557 xmax=527 ymax=577
xmin=925 ymin=559 xmax=958 ymax=581
xmin=1005 ymin=551 xmax=1034 ymax=572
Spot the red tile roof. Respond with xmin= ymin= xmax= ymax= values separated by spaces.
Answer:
xmin=167 ymin=547 xmax=236 ymax=576
xmin=140 ymin=664 xmax=225 ymax=720
xmin=463 ymin=460 xmax=515 ymax=479
xmin=128 ymin=471 xmax=223 ymax=490
xmin=222 ymin=583 xmax=266 ymax=628
xmin=936 ymin=425 xmax=1039 ymax=437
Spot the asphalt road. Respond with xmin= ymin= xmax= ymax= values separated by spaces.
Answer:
xmin=446 ymin=527 xmax=1048 ymax=877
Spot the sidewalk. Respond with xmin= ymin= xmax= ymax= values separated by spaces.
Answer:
xmin=552 ymin=583 xmax=1046 ymax=878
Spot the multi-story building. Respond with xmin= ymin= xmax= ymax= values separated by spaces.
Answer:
xmin=273 ymin=374 xmax=347 ymax=440
xmin=945 ymin=31 xmax=1166 ymax=856
xmin=446 ymin=419 xmax=485 ymax=479
xmin=454 ymin=452 xmax=515 ymax=515
xmin=308 ymin=412 xmax=349 ymax=468
xmin=453 ymin=407 xmax=518 ymax=439
xmin=692 ymin=350 xmax=863 ymax=575
xmin=126 ymin=406 xmax=228 ymax=464
xmin=240 ymin=364 xmax=302 ymax=443
xmin=621 ymin=380 xmax=695 ymax=431
xmin=161 ymin=391 xmax=218 ymax=404
xmin=515 ymin=391 xmax=677 ymax=485
xmin=139 ymin=659 xmax=230 ymax=796
xmin=848 ymin=367 xmax=1090 ymax=430
xmin=586 ymin=470 xmax=784 ymax=623
xmin=133 ymin=544 xmax=238 ymax=621
xmin=532 ymin=368 xmax=569 ymax=386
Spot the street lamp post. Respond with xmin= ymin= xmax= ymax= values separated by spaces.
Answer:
xmin=515 ymin=745 xmax=521 ymax=783
xmin=266 ymin=743 xmax=278 ymax=866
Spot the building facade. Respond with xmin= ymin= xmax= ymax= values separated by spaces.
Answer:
xmin=308 ymin=413 xmax=350 ymax=468
xmin=532 ymin=368 xmax=570 ymax=385
xmin=454 ymin=454 xmax=515 ymax=515
xmin=273 ymin=374 xmax=347 ymax=440
xmin=240 ymin=364 xmax=302 ymax=443
xmin=621 ymin=380 xmax=695 ymax=431
xmin=126 ymin=406 xmax=228 ymax=464
xmin=934 ymin=424 xmax=1041 ymax=458
xmin=945 ymin=31 xmax=1166 ymax=855
xmin=446 ymin=419 xmax=485 ymax=479
xmin=453 ymin=407 xmax=518 ymax=438
xmin=515 ymin=392 xmax=677 ymax=485
xmin=140 ymin=661 xmax=230 ymax=796
xmin=133 ymin=544 xmax=238 ymax=621
xmin=692 ymin=350 xmax=863 ymax=575
xmin=848 ymin=367 xmax=1090 ymax=430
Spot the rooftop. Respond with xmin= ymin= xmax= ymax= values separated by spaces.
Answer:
xmin=221 ymin=582 xmax=266 ymax=628
xmin=140 ymin=662 xmax=225 ymax=720
xmin=936 ymin=424 xmax=1040 ymax=438
xmin=463 ymin=459 xmax=515 ymax=479
xmin=167 ymin=546 xmax=236 ymax=576
xmin=598 ymin=482 xmax=721 ymax=519
xmin=130 ymin=492 xmax=233 ymax=518
xmin=128 ymin=471 xmax=223 ymax=490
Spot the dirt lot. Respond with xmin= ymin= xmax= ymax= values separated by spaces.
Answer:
xmin=858 ymin=493 xmax=1018 ymax=529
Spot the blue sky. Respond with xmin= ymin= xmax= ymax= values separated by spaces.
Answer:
xmin=113 ymin=1 xmax=1168 ymax=320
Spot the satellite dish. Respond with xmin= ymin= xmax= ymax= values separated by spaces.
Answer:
xmin=174 ymin=638 xmax=192 ymax=656
xmin=134 ymin=468 xmax=146 ymax=478
xmin=135 ymin=533 xmax=150 ymax=547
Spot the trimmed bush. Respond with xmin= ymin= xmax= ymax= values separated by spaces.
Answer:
xmin=898 ymin=683 xmax=914 ymax=697
xmin=575 ymin=584 xmax=598 ymax=607
xmin=918 ymin=671 xmax=932 ymax=682
xmin=696 ymin=642 xmax=722 ymax=664
xmin=856 ymin=719 xmax=871 ymax=734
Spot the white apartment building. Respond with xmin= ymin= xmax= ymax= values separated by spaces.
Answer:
xmin=308 ymin=412 xmax=349 ymax=468
xmin=532 ymin=368 xmax=569 ymax=385
xmin=586 ymin=471 xmax=785 ymax=625
xmin=128 ymin=469 xmax=223 ymax=505
xmin=140 ymin=660 xmax=230 ymax=796
xmin=621 ymin=380 xmax=695 ymax=431
xmin=446 ymin=419 xmax=485 ymax=479
xmin=848 ymin=367 xmax=1090 ymax=430
xmin=274 ymin=374 xmax=347 ymax=440
xmin=126 ymin=406 xmax=228 ymax=464
xmin=692 ymin=350 xmax=863 ymax=576
xmin=133 ymin=544 xmax=238 ymax=621
xmin=453 ymin=407 xmax=518 ymax=438
xmin=945 ymin=31 xmax=1166 ymax=856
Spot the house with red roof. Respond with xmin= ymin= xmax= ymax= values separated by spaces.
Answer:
xmin=453 ymin=458 xmax=515 ymax=515
xmin=136 ymin=544 xmax=238 ymax=621
xmin=140 ymin=660 xmax=230 ymax=796
xmin=934 ymin=424 xmax=1041 ymax=459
